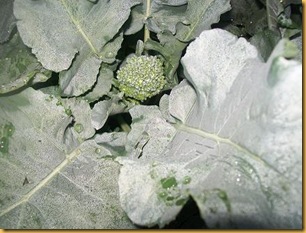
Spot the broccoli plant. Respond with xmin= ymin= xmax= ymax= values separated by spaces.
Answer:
xmin=0 ymin=0 xmax=302 ymax=229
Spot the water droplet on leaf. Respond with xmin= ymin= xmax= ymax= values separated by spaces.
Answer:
xmin=95 ymin=148 xmax=101 ymax=154
xmin=160 ymin=176 xmax=177 ymax=189
xmin=105 ymin=52 xmax=115 ymax=59
xmin=74 ymin=123 xmax=84 ymax=133
xmin=182 ymin=176 xmax=191 ymax=184
xmin=158 ymin=191 xmax=167 ymax=199
xmin=3 ymin=122 xmax=15 ymax=137
xmin=0 ymin=137 xmax=9 ymax=153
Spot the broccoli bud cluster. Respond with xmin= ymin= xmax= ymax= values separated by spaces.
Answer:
xmin=116 ymin=55 xmax=166 ymax=101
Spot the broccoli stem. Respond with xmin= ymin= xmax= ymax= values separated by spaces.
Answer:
xmin=115 ymin=114 xmax=131 ymax=133
xmin=144 ymin=0 xmax=151 ymax=54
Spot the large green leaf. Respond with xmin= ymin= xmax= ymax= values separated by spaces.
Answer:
xmin=117 ymin=29 xmax=302 ymax=228
xmin=14 ymin=0 xmax=140 ymax=96
xmin=0 ymin=88 xmax=135 ymax=229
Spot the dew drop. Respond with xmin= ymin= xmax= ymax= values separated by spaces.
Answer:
xmin=105 ymin=52 xmax=115 ymax=59
xmin=158 ymin=191 xmax=167 ymax=199
xmin=95 ymin=148 xmax=101 ymax=154
xmin=3 ymin=122 xmax=15 ymax=137
xmin=0 ymin=137 xmax=9 ymax=153
xmin=74 ymin=123 xmax=84 ymax=133
xmin=160 ymin=176 xmax=177 ymax=189
xmin=182 ymin=176 xmax=191 ymax=184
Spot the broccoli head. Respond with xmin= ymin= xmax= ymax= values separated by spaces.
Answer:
xmin=116 ymin=55 xmax=166 ymax=101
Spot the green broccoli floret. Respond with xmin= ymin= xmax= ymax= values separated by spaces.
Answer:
xmin=116 ymin=55 xmax=166 ymax=101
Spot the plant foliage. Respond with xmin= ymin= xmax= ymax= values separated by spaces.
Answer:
xmin=0 ymin=0 xmax=302 ymax=229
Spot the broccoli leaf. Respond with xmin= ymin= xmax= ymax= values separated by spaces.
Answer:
xmin=0 ymin=88 xmax=136 ymax=229
xmin=82 ymin=65 xmax=114 ymax=103
xmin=267 ymin=0 xmax=284 ymax=33
xmin=124 ymin=0 xmax=187 ymax=35
xmin=144 ymin=0 xmax=231 ymax=86
xmin=224 ymin=0 xmax=268 ymax=36
xmin=250 ymin=29 xmax=281 ymax=61
xmin=117 ymin=29 xmax=302 ymax=228
xmin=14 ymin=0 xmax=140 ymax=96
xmin=175 ymin=0 xmax=231 ymax=42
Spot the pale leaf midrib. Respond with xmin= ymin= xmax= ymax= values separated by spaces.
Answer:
xmin=0 ymin=148 xmax=81 ymax=218
xmin=60 ymin=0 xmax=98 ymax=55
xmin=174 ymin=122 xmax=280 ymax=174
xmin=182 ymin=1 xmax=209 ymax=42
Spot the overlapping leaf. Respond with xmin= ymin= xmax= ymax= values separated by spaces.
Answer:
xmin=0 ymin=88 xmax=136 ymax=229
xmin=14 ymin=0 xmax=140 ymax=96
xmin=144 ymin=0 xmax=231 ymax=86
xmin=117 ymin=29 xmax=302 ymax=228
xmin=124 ymin=0 xmax=187 ymax=35
xmin=175 ymin=0 xmax=230 ymax=42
